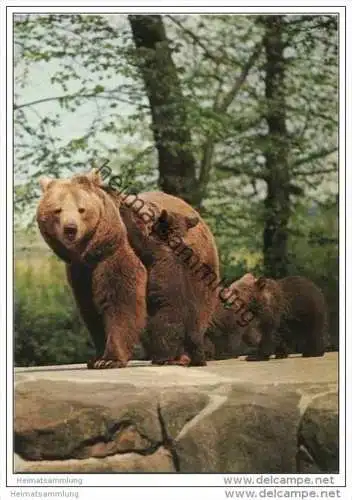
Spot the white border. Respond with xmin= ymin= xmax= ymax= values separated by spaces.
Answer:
xmin=4 ymin=5 xmax=351 ymax=14
xmin=3 ymin=2 xmax=348 ymax=496
xmin=344 ymin=0 xmax=351 ymax=495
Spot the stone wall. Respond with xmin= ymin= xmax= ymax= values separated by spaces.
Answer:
xmin=14 ymin=353 xmax=338 ymax=473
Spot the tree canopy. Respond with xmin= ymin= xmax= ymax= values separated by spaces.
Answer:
xmin=14 ymin=13 xmax=338 ymax=270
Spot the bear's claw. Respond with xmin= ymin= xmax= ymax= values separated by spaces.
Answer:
xmin=87 ymin=358 xmax=126 ymax=369
xmin=151 ymin=353 xmax=192 ymax=366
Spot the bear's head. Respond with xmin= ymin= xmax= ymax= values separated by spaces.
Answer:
xmin=219 ymin=274 xmax=281 ymax=347
xmin=238 ymin=276 xmax=283 ymax=347
xmin=219 ymin=273 xmax=256 ymax=307
xmin=36 ymin=170 xmax=123 ymax=263
xmin=151 ymin=209 xmax=199 ymax=242
xmin=222 ymin=274 xmax=276 ymax=309
xmin=208 ymin=273 xmax=263 ymax=351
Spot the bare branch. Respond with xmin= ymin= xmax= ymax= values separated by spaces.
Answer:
xmin=291 ymin=147 xmax=338 ymax=170
xmin=215 ymin=163 xmax=265 ymax=180
xmin=286 ymin=102 xmax=338 ymax=125
xmin=14 ymin=90 xmax=147 ymax=111
xmin=216 ymin=41 xmax=263 ymax=113
xmin=295 ymin=168 xmax=337 ymax=177
xmin=167 ymin=15 xmax=221 ymax=64
xmin=197 ymin=41 xmax=263 ymax=198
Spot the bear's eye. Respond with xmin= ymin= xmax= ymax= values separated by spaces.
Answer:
xmin=78 ymin=208 xmax=85 ymax=214
xmin=54 ymin=208 xmax=62 ymax=215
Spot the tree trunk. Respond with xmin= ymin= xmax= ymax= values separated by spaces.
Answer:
xmin=129 ymin=15 xmax=199 ymax=205
xmin=262 ymin=16 xmax=290 ymax=278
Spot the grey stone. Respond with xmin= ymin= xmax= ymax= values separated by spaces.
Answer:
xmin=297 ymin=392 xmax=338 ymax=472
xmin=15 ymin=381 xmax=161 ymax=460
xmin=14 ymin=353 xmax=338 ymax=473
xmin=159 ymin=390 xmax=209 ymax=440
xmin=15 ymin=447 xmax=175 ymax=473
xmin=175 ymin=386 xmax=301 ymax=473
xmin=15 ymin=381 xmax=209 ymax=462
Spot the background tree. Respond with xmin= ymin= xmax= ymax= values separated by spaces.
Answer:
xmin=128 ymin=15 xmax=198 ymax=204
xmin=262 ymin=15 xmax=290 ymax=278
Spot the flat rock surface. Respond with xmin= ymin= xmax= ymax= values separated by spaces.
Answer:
xmin=14 ymin=353 xmax=338 ymax=473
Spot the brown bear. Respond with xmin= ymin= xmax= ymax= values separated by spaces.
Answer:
xmin=36 ymin=171 xmax=148 ymax=369
xmin=119 ymin=206 xmax=205 ymax=365
xmin=206 ymin=274 xmax=328 ymax=361
xmin=114 ymin=190 xmax=220 ymax=366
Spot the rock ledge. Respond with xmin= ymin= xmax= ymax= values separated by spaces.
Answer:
xmin=15 ymin=353 xmax=338 ymax=473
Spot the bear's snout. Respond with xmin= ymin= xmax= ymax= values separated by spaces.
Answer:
xmin=63 ymin=222 xmax=78 ymax=241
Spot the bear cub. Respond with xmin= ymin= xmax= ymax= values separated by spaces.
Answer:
xmin=205 ymin=274 xmax=328 ymax=361
xmin=121 ymin=204 xmax=205 ymax=366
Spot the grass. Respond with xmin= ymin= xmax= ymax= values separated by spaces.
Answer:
xmin=14 ymin=254 xmax=94 ymax=366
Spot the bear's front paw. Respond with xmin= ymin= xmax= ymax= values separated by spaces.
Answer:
xmin=165 ymin=353 xmax=192 ymax=366
xmin=245 ymin=354 xmax=270 ymax=362
xmin=87 ymin=357 xmax=127 ymax=369
xmin=176 ymin=353 xmax=192 ymax=366
xmin=302 ymin=351 xmax=324 ymax=358
xmin=151 ymin=355 xmax=190 ymax=366
xmin=151 ymin=358 xmax=170 ymax=365
xmin=189 ymin=358 xmax=207 ymax=367
xmin=275 ymin=352 xmax=289 ymax=359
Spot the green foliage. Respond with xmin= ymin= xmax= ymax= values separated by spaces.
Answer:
xmin=14 ymin=14 xmax=151 ymax=215
xmin=287 ymin=198 xmax=338 ymax=349
xmin=14 ymin=14 xmax=338 ymax=219
xmin=14 ymin=256 xmax=94 ymax=366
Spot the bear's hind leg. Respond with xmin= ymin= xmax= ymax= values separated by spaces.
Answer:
xmin=302 ymin=334 xmax=325 ymax=357
xmin=302 ymin=314 xmax=327 ymax=358
xmin=66 ymin=264 xmax=106 ymax=359
xmin=183 ymin=302 xmax=208 ymax=366
xmin=274 ymin=342 xmax=289 ymax=359
xmin=145 ymin=314 xmax=184 ymax=365
xmin=246 ymin=330 xmax=274 ymax=361
xmin=184 ymin=336 xmax=207 ymax=366
xmin=158 ymin=353 xmax=192 ymax=366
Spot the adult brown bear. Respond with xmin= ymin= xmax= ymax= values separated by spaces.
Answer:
xmin=205 ymin=274 xmax=328 ymax=361
xmin=36 ymin=171 xmax=147 ymax=369
xmin=37 ymin=171 xmax=220 ymax=368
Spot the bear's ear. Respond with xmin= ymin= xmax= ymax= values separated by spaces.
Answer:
xmin=74 ymin=169 xmax=103 ymax=189
xmin=255 ymin=276 xmax=267 ymax=290
xmin=86 ymin=169 xmax=103 ymax=186
xmin=239 ymin=273 xmax=256 ymax=286
xmin=158 ymin=209 xmax=171 ymax=226
xmin=152 ymin=209 xmax=171 ymax=239
xmin=185 ymin=215 xmax=199 ymax=230
xmin=39 ymin=177 xmax=53 ymax=192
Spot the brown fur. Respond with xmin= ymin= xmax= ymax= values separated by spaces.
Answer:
xmin=273 ymin=276 xmax=328 ymax=359
xmin=36 ymin=172 xmax=147 ymax=369
xmin=206 ymin=274 xmax=328 ymax=361
xmin=118 ymin=193 xmax=220 ymax=366
xmin=205 ymin=273 xmax=262 ymax=359
xmin=137 ymin=192 xmax=220 ymax=343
